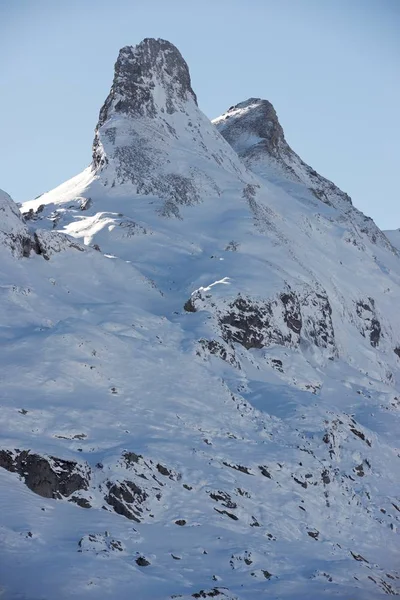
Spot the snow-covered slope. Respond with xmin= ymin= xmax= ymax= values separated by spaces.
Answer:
xmin=1 ymin=39 xmax=400 ymax=600
xmin=91 ymin=38 xmax=251 ymax=215
xmin=213 ymin=98 xmax=394 ymax=251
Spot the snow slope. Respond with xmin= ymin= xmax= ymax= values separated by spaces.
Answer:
xmin=1 ymin=39 xmax=399 ymax=600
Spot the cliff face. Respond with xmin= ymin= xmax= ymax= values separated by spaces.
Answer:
xmin=1 ymin=39 xmax=400 ymax=600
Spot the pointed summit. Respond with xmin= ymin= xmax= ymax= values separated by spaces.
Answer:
xmin=213 ymin=98 xmax=285 ymax=156
xmin=91 ymin=39 xmax=248 ymax=210
xmin=214 ymin=99 xmax=397 ymax=250
xmin=214 ymin=97 xmax=355 ymax=208
xmin=96 ymin=38 xmax=197 ymax=127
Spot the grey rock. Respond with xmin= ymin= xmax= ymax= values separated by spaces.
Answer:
xmin=104 ymin=480 xmax=148 ymax=521
xmin=0 ymin=449 xmax=90 ymax=500
xmin=356 ymin=298 xmax=381 ymax=347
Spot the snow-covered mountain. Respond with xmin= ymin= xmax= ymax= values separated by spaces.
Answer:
xmin=1 ymin=38 xmax=399 ymax=600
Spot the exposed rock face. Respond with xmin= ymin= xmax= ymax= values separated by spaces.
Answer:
xmin=104 ymin=480 xmax=148 ymax=522
xmin=197 ymin=339 xmax=241 ymax=369
xmin=213 ymin=100 xmax=395 ymax=251
xmin=91 ymin=39 xmax=248 ymax=211
xmin=301 ymin=291 xmax=336 ymax=352
xmin=213 ymin=99 xmax=352 ymax=208
xmin=189 ymin=287 xmax=336 ymax=359
xmin=96 ymin=38 xmax=197 ymax=127
xmin=218 ymin=294 xmax=301 ymax=350
xmin=78 ymin=533 xmax=124 ymax=555
xmin=0 ymin=189 xmax=40 ymax=257
xmin=214 ymin=99 xmax=286 ymax=162
xmin=0 ymin=449 xmax=90 ymax=500
xmin=356 ymin=298 xmax=381 ymax=347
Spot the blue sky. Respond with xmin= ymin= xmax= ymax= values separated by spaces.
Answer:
xmin=1 ymin=0 xmax=399 ymax=229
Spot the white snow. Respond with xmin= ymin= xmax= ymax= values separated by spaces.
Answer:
xmin=0 ymin=40 xmax=399 ymax=600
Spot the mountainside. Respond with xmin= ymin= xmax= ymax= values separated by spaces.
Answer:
xmin=1 ymin=38 xmax=400 ymax=600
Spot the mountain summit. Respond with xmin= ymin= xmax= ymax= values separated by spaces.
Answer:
xmin=90 ymin=38 xmax=248 ymax=211
xmin=214 ymin=98 xmax=394 ymax=249
xmin=214 ymin=97 xmax=355 ymax=210
xmin=2 ymin=39 xmax=400 ymax=600
xmin=95 ymin=38 xmax=198 ymax=124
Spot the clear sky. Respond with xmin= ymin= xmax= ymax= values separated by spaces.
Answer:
xmin=1 ymin=0 xmax=399 ymax=229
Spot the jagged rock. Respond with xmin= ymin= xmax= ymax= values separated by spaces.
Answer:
xmin=123 ymin=451 xmax=142 ymax=465
xmin=190 ymin=286 xmax=337 ymax=358
xmin=0 ymin=189 xmax=81 ymax=260
xmin=78 ymin=534 xmax=124 ymax=554
xmin=349 ymin=427 xmax=371 ymax=447
xmin=197 ymin=339 xmax=240 ymax=369
xmin=301 ymin=291 xmax=336 ymax=355
xmin=69 ymin=496 xmax=91 ymax=508
xmin=321 ymin=469 xmax=331 ymax=485
xmin=209 ymin=491 xmax=237 ymax=509
xmin=156 ymin=463 xmax=171 ymax=477
xmin=91 ymin=38 xmax=244 ymax=208
xmin=259 ymin=466 xmax=272 ymax=479
xmin=184 ymin=297 xmax=197 ymax=312
xmin=22 ymin=204 xmax=45 ymax=220
xmin=34 ymin=229 xmax=85 ymax=259
xmin=79 ymin=197 xmax=92 ymax=211
xmin=0 ymin=449 xmax=90 ymax=500
xmin=218 ymin=295 xmax=300 ymax=350
xmin=222 ymin=462 xmax=252 ymax=475
xmin=307 ymin=530 xmax=319 ymax=540
xmin=192 ymin=588 xmax=225 ymax=598
xmin=104 ymin=480 xmax=148 ymax=521
xmin=214 ymin=99 xmax=394 ymax=251
xmin=270 ymin=358 xmax=284 ymax=372
xmin=213 ymin=99 xmax=352 ymax=208
xmin=355 ymin=299 xmax=381 ymax=347
xmin=95 ymin=38 xmax=197 ymax=126
xmin=214 ymin=508 xmax=238 ymax=521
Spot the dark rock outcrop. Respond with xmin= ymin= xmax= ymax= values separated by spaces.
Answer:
xmin=191 ymin=288 xmax=337 ymax=357
xmin=197 ymin=339 xmax=240 ymax=369
xmin=356 ymin=298 xmax=381 ymax=347
xmin=104 ymin=480 xmax=148 ymax=521
xmin=92 ymin=38 xmax=198 ymax=174
xmin=96 ymin=38 xmax=197 ymax=126
xmin=90 ymin=39 xmax=246 ymax=209
xmin=0 ymin=449 xmax=90 ymax=500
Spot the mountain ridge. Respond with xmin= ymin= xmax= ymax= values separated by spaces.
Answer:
xmin=1 ymin=38 xmax=399 ymax=600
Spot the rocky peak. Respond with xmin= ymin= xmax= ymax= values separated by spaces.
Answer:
xmin=96 ymin=38 xmax=197 ymax=130
xmin=213 ymin=98 xmax=285 ymax=156
xmin=91 ymin=39 xmax=249 ymax=209
xmin=214 ymin=97 xmax=356 ymax=210
xmin=214 ymin=100 xmax=399 ymax=252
